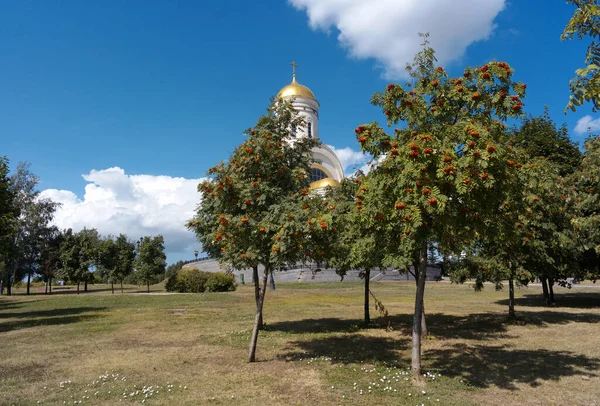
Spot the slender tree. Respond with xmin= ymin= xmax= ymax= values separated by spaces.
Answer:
xmin=58 ymin=228 xmax=82 ymax=291
xmin=354 ymin=37 xmax=526 ymax=378
xmin=114 ymin=234 xmax=135 ymax=293
xmin=78 ymin=228 xmax=100 ymax=292
xmin=9 ymin=162 xmax=59 ymax=294
xmin=39 ymin=227 xmax=62 ymax=294
xmin=0 ymin=157 xmax=19 ymax=295
xmin=327 ymin=177 xmax=386 ymax=326
xmin=187 ymin=99 xmax=325 ymax=362
xmin=134 ymin=235 xmax=166 ymax=293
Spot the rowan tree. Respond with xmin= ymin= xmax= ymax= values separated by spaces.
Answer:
xmin=452 ymin=156 xmax=576 ymax=314
xmin=325 ymin=177 xmax=387 ymax=326
xmin=353 ymin=37 xmax=526 ymax=377
xmin=187 ymin=99 xmax=327 ymax=362
xmin=562 ymin=0 xmax=600 ymax=112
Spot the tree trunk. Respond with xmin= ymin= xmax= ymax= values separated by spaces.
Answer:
xmin=252 ymin=266 xmax=263 ymax=330
xmin=248 ymin=267 xmax=270 ymax=362
xmin=45 ymin=279 xmax=48 ymax=294
xmin=26 ymin=273 xmax=31 ymax=295
xmin=364 ymin=269 xmax=370 ymax=325
xmin=84 ymin=279 xmax=88 ymax=292
xmin=421 ymin=306 xmax=428 ymax=337
xmin=49 ymin=278 xmax=52 ymax=294
xmin=77 ymin=281 xmax=80 ymax=294
xmin=269 ymin=272 xmax=276 ymax=290
xmin=508 ymin=278 xmax=516 ymax=318
xmin=147 ymin=280 xmax=150 ymax=293
xmin=548 ymin=278 xmax=555 ymax=304
xmin=541 ymin=277 xmax=550 ymax=305
xmin=111 ymin=282 xmax=114 ymax=295
xmin=411 ymin=242 xmax=428 ymax=379
xmin=412 ymin=268 xmax=428 ymax=337
xmin=121 ymin=280 xmax=123 ymax=293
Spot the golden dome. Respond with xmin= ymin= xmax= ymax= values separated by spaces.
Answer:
xmin=277 ymin=77 xmax=317 ymax=101
xmin=309 ymin=178 xmax=340 ymax=190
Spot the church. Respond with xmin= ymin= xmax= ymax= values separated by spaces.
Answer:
xmin=185 ymin=65 xmax=442 ymax=283
xmin=275 ymin=64 xmax=345 ymax=194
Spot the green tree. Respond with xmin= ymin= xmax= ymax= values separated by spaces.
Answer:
xmin=509 ymin=112 xmax=583 ymax=303
xmin=9 ymin=162 xmax=59 ymax=295
xmin=512 ymin=110 xmax=582 ymax=176
xmin=572 ymin=135 xmax=600 ymax=280
xmin=354 ymin=37 xmax=526 ymax=377
xmin=57 ymin=228 xmax=100 ymax=293
xmin=134 ymin=235 xmax=166 ymax=293
xmin=187 ymin=99 xmax=324 ymax=362
xmin=165 ymin=260 xmax=185 ymax=278
xmin=0 ymin=157 xmax=19 ymax=295
xmin=452 ymin=155 xmax=575 ymax=315
xmin=39 ymin=227 xmax=62 ymax=294
xmin=326 ymin=177 xmax=386 ymax=326
xmin=57 ymin=228 xmax=83 ymax=290
xmin=114 ymin=234 xmax=135 ymax=293
xmin=562 ymin=0 xmax=600 ymax=112
xmin=78 ymin=228 xmax=100 ymax=292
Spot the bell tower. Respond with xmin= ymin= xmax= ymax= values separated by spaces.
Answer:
xmin=276 ymin=62 xmax=320 ymax=140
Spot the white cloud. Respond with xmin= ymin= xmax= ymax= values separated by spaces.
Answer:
xmin=40 ymin=167 xmax=205 ymax=262
xmin=290 ymin=0 xmax=506 ymax=79
xmin=574 ymin=115 xmax=600 ymax=135
xmin=327 ymin=144 xmax=368 ymax=175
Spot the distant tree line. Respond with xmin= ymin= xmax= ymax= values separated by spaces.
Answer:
xmin=0 ymin=159 xmax=167 ymax=295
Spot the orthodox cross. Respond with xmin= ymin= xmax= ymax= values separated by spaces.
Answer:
xmin=290 ymin=61 xmax=298 ymax=80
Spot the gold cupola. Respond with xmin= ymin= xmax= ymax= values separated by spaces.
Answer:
xmin=309 ymin=178 xmax=340 ymax=190
xmin=277 ymin=62 xmax=317 ymax=102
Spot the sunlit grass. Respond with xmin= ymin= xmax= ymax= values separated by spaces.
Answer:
xmin=1 ymin=281 xmax=599 ymax=405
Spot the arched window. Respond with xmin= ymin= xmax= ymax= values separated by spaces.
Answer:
xmin=310 ymin=168 xmax=328 ymax=182
xmin=308 ymin=122 xmax=312 ymax=138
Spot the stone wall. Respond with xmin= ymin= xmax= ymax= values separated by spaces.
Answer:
xmin=183 ymin=259 xmax=442 ymax=284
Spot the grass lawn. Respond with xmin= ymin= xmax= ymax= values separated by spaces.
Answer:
xmin=1 ymin=281 xmax=599 ymax=405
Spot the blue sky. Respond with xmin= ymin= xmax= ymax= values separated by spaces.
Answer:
xmin=1 ymin=0 xmax=598 ymax=262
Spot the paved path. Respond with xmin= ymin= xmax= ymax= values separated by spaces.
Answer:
xmin=528 ymin=283 xmax=600 ymax=290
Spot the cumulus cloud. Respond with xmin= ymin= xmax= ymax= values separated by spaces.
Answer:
xmin=290 ymin=0 xmax=506 ymax=78
xmin=327 ymin=145 xmax=368 ymax=175
xmin=574 ymin=115 xmax=600 ymax=135
xmin=40 ymin=167 xmax=204 ymax=262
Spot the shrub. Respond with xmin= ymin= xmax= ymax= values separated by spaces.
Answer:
xmin=206 ymin=272 xmax=237 ymax=292
xmin=165 ymin=268 xmax=211 ymax=293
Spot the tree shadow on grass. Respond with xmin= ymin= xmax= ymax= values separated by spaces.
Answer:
xmin=425 ymin=343 xmax=600 ymax=390
xmin=0 ymin=300 xmax=24 ymax=311
xmin=268 ymin=311 xmax=600 ymax=341
xmin=0 ymin=306 xmax=107 ymax=320
xmin=0 ymin=307 xmax=106 ymax=333
xmin=278 ymin=334 xmax=408 ymax=364
xmin=12 ymin=287 xmax=117 ymax=296
xmin=497 ymin=292 xmax=600 ymax=309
